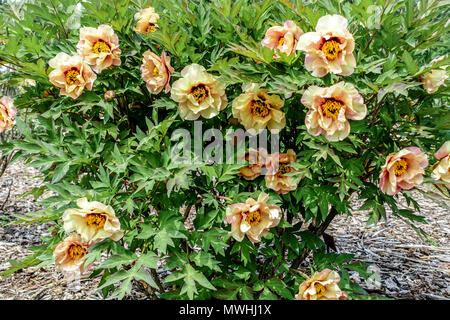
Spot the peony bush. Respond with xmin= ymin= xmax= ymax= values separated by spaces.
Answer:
xmin=0 ymin=0 xmax=448 ymax=300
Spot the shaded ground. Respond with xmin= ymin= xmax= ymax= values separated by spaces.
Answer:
xmin=0 ymin=161 xmax=448 ymax=299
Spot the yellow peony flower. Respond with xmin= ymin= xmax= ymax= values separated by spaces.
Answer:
xmin=431 ymin=141 xmax=450 ymax=186
xmin=225 ymin=192 xmax=281 ymax=243
xmin=76 ymin=24 xmax=122 ymax=73
xmin=295 ymin=269 xmax=348 ymax=300
xmin=141 ymin=50 xmax=174 ymax=94
xmin=53 ymin=233 xmax=90 ymax=273
xmin=48 ymin=52 xmax=97 ymax=99
xmin=232 ymin=83 xmax=285 ymax=134
xmin=379 ymin=147 xmax=429 ymax=196
xmin=296 ymin=14 xmax=356 ymax=77
xmin=301 ymin=81 xmax=366 ymax=141
xmin=0 ymin=96 xmax=17 ymax=133
xmin=171 ymin=64 xmax=227 ymax=120
xmin=265 ymin=149 xmax=299 ymax=194
xmin=421 ymin=69 xmax=448 ymax=94
xmin=63 ymin=198 xmax=123 ymax=242
xmin=261 ymin=20 xmax=304 ymax=58
xmin=134 ymin=6 xmax=160 ymax=35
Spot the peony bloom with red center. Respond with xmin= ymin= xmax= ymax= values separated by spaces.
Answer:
xmin=379 ymin=147 xmax=429 ymax=196
xmin=171 ymin=64 xmax=227 ymax=120
xmin=232 ymin=83 xmax=285 ymax=134
xmin=295 ymin=269 xmax=347 ymax=300
xmin=48 ymin=52 xmax=97 ymax=99
xmin=0 ymin=96 xmax=17 ymax=133
xmin=76 ymin=24 xmax=122 ymax=73
xmin=431 ymin=141 xmax=450 ymax=186
xmin=301 ymin=82 xmax=366 ymax=141
xmin=296 ymin=14 xmax=356 ymax=77
xmin=141 ymin=50 xmax=174 ymax=94
xmin=134 ymin=6 xmax=160 ymax=35
xmin=53 ymin=233 xmax=90 ymax=273
xmin=226 ymin=192 xmax=281 ymax=243
xmin=261 ymin=20 xmax=304 ymax=58
xmin=265 ymin=149 xmax=299 ymax=194
xmin=62 ymin=198 xmax=123 ymax=242
xmin=238 ymin=148 xmax=268 ymax=181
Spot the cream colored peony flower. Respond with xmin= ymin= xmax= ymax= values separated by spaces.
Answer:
xmin=63 ymin=198 xmax=123 ymax=242
xmin=225 ymin=192 xmax=281 ymax=243
xmin=48 ymin=52 xmax=97 ymax=99
xmin=421 ymin=69 xmax=448 ymax=94
xmin=265 ymin=149 xmax=299 ymax=194
xmin=0 ymin=96 xmax=17 ymax=133
xmin=295 ymin=269 xmax=347 ymax=300
xmin=171 ymin=64 xmax=227 ymax=120
xmin=237 ymin=148 xmax=268 ymax=181
xmin=232 ymin=83 xmax=285 ymax=134
xmin=301 ymin=82 xmax=366 ymax=141
xmin=296 ymin=14 xmax=356 ymax=77
xmin=379 ymin=147 xmax=429 ymax=196
xmin=76 ymin=24 xmax=122 ymax=73
xmin=261 ymin=20 xmax=304 ymax=58
xmin=53 ymin=233 xmax=90 ymax=273
xmin=141 ymin=50 xmax=174 ymax=94
xmin=431 ymin=141 xmax=450 ymax=185
xmin=134 ymin=6 xmax=160 ymax=35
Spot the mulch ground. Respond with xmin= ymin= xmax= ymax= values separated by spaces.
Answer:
xmin=0 ymin=161 xmax=448 ymax=300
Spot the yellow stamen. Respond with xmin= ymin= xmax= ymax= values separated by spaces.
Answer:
xmin=68 ymin=244 xmax=85 ymax=260
xmin=0 ymin=113 xmax=4 ymax=121
xmin=146 ymin=23 xmax=156 ymax=33
xmin=250 ymin=99 xmax=270 ymax=118
xmin=278 ymin=37 xmax=285 ymax=47
xmin=153 ymin=66 xmax=159 ymax=76
xmin=93 ymin=40 xmax=111 ymax=54
xmin=190 ymin=84 xmax=209 ymax=104
xmin=276 ymin=164 xmax=294 ymax=178
xmin=321 ymin=39 xmax=341 ymax=60
xmin=85 ymin=213 xmax=106 ymax=229
xmin=393 ymin=159 xmax=408 ymax=176
xmin=322 ymin=99 xmax=343 ymax=120
xmin=314 ymin=283 xmax=326 ymax=299
xmin=65 ymin=68 xmax=81 ymax=86
xmin=245 ymin=210 xmax=261 ymax=227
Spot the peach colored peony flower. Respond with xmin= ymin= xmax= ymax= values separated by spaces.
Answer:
xmin=379 ymin=147 xmax=429 ymax=196
xmin=226 ymin=192 xmax=281 ymax=243
xmin=431 ymin=141 xmax=450 ymax=185
xmin=76 ymin=24 xmax=122 ymax=73
xmin=261 ymin=20 xmax=304 ymax=58
xmin=141 ymin=50 xmax=174 ymax=94
xmin=0 ymin=96 xmax=17 ymax=133
xmin=171 ymin=64 xmax=227 ymax=120
xmin=63 ymin=198 xmax=123 ymax=242
xmin=421 ymin=69 xmax=448 ymax=94
xmin=134 ymin=6 xmax=160 ymax=35
xmin=295 ymin=269 xmax=347 ymax=300
xmin=265 ymin=149 xmax=299 ymax=194
xmin=53 ymin=233 xmax=90 ymax=273
xmin=301 ymin=81 xmax=366 ymax=142
xmin=238 ymin=148 xmax=268 ymax=181
xmin=232 ymin=83 xmax=285 ymax=134
xmin=48 ymin=52 xmax=96 ymax=99
xmin=296 ymin=14 xmax=356 ymax=77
